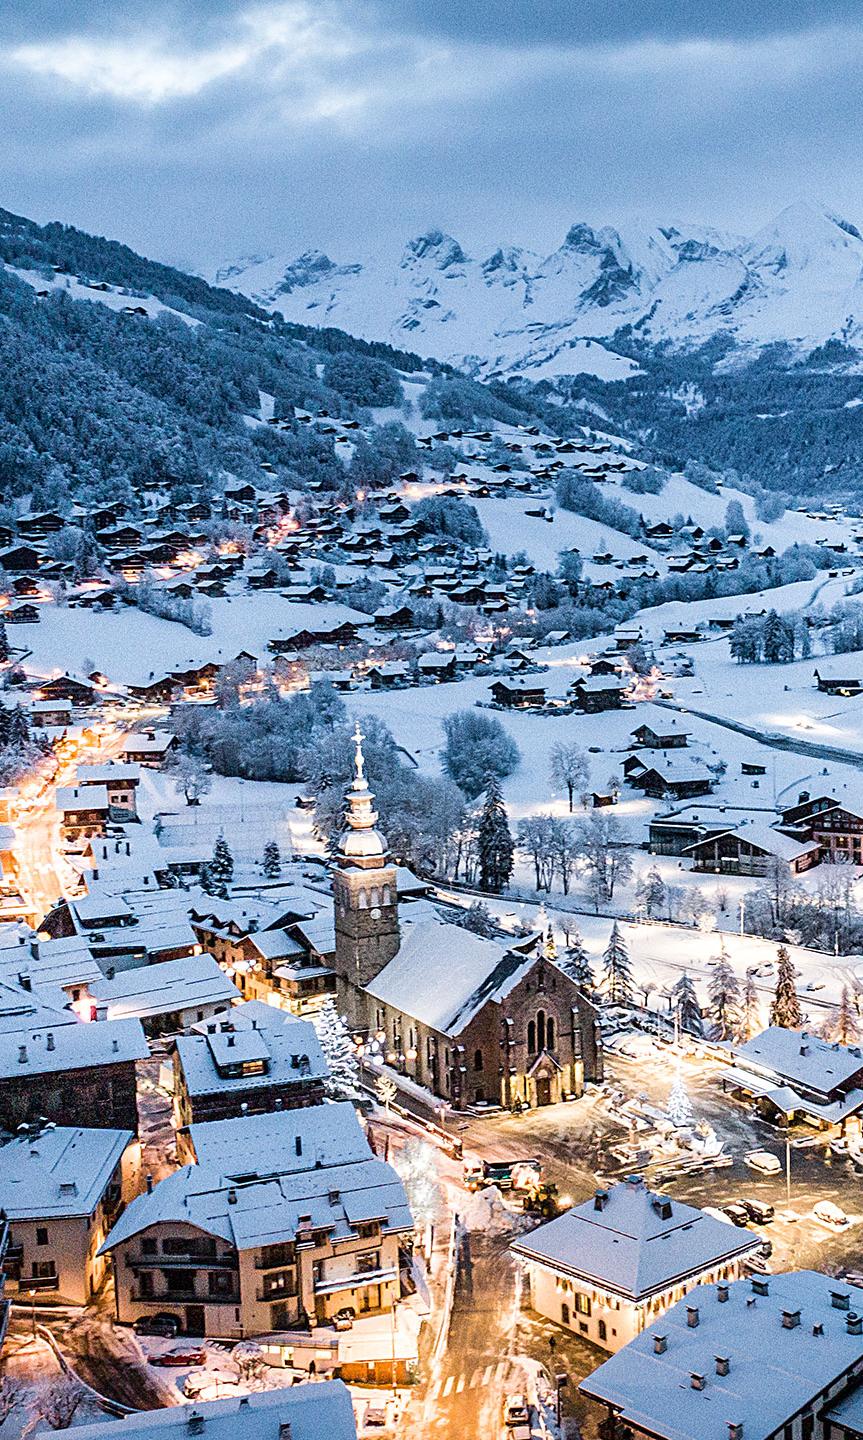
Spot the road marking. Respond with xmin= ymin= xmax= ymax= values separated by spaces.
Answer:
xmin=482 ymin=1364 xmax=493 ymax=1386
xmin=494 ymin=1360 xmax=507 ymax=1384
xmin=456 ymin=1375 xmax=466 ymax=1393
xmin=442 ymin=1376 xmax=454 ymax=1399
xmin=469 ymin=1368 xmax=482 ymax=1388
xmin=427 ymin=1379 xmax=441 ymax=1401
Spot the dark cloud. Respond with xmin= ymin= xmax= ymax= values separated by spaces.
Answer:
xmin=1 ymin=0 xmax=863 ymax=270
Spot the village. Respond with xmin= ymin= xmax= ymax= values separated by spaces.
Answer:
xmin=3 ymin=372 xmax=863 ymax=1440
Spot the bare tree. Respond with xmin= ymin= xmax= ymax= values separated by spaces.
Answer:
xmin=549 ymin=742 xmax=589 ymax=812
xmin=171 ymin=750 xmax=212 ymax=807
xmin=517 ymin=816 xmax=557 ymax=892
xmin=575 ymin=810 xmax=633 ymax=910
xmin=26 ymin=1376 xmax=85 ymax=1432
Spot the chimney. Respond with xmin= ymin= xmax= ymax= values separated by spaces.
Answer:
xmin=847 ymin=1313 xmax=863 ymax=1336
xmin=238 ymin=1398 xmax=250 ymax=1409
xmin=652 ymin=1196 xmax=672 ymax=1220
xmin=295 ymin=1136 xmax=302 ymax=1157
xmin=18 ymin=973 xmax=31 ymax=992
xmin=187 ymin=1414 xmax=204 ymax=1435
xmin=717 ymin=1282 xmax=729 ymax=1303
xmin=653 ymin=1334 xmax=667 ymax=1355
xmin=328 ymin=1189 xmax=340 ymax=1205
xmin=227 ymin=1188 xmax=237 ymax=1205
xmin=145 ymin=1174 xmax=153 ymax=1194
xmin=46 ymin=1033 xmax=54 ymax=1052
xmin=832 ymin=1291 xmax=850 ymax=1311
xmin=112 ymin=1038 xmax=119 ymax=1052
xmin=686 ymin=1306 xmax=699 ymax=1328
xmin=728 ymin=1425 xmax=743 ymax=1440
xmin=279 ymin=1424 xmax=292 ymax=1440
xmin=18 ymin=1045 xmax=27 ymax=1065
xmin=106 ymin=966 xmax=115 ymax=980
xmin=227 ymin=1034 xmax=235 ymax=1048
xmin=29 ymin=938 xmax=39 ymax=960
xmin=715 ymin=1356 xmax=729 ymax=1377
xmin=593 ymin=1189 xmax=607 ymax=1212
xmin=781 ymin=1309 xmax=800 ymax=1330
xmin=751 ymin=1277 xmax=769 ymax=1297
xmin=813 ymin=1323 xmax=824 ymax=1336
xmin=690 ymin=1373 xmax=706 ymax=1391
xmin=799 ymin=1043 xmax=809 ymax=1056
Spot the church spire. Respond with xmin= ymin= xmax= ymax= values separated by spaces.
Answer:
xmin=338 ymin=722 xmax=389 ymax=867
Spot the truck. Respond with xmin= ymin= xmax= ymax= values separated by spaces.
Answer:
xmin=463 ymin=1157 xmax=542 ymax=1193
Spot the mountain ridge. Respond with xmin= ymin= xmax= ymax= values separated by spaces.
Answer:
xmin=210 ymin=202 xmax=863 ymax=380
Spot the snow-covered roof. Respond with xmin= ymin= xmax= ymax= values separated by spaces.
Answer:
xmin=101 ymin=1155 xmax=412 ymax=1254
xmin=722 ymin=1026 xmax=863 ymax=1100
xmin=0 ymin=1124 xmax=133 ymax=1218
xmin=581 ymin=1270 xmax=863 ymax=1440
xmin=0 ymin=1017 xmax=148 ymax=1077
xmin=76 ymin=762 xmax=141 ymax=785
xmin=55 ymin=783 xmax=110 ymax=812
xmin=366 ymin=917 xmax=535 ymax=1036
xmin=186 ymin=1101 xmax=372 ymax=1175
xmin=62 ymin=1381 xmax=356 ymax=1440
xmin=175 ymin=999 xmax=327 ymax=1095
xmin=513 ymin=1177 xmax=760 ymax=1301
xmin=88 ymin=954 xmax=239 ymax=1023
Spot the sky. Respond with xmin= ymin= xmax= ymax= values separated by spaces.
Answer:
xmin=3 ymin=1 xmax=863 ymax=272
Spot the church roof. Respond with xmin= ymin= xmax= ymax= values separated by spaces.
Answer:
xmin=365 ymin=917 xmax=535 ymax=1036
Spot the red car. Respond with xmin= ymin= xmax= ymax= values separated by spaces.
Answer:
xmin=150 ymin=1348 xmax=206 ymax=1368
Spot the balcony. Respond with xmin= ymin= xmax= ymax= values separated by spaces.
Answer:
xmin=131 ymin=1289 xmax=239 ymax=1305
xmin=256 ymin=1285 xmax=298 ymax=1304
xmin=126 ymin=1253 xmax=238 ymax=1270
xmin=17 ymin=1275 xmax=60 ymax=1293
xmin=314 ymin=1266 xmax=397 ymax=1296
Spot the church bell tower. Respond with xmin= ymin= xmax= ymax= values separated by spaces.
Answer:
xmin=332 ymin=724 xmax=400 ymax=1030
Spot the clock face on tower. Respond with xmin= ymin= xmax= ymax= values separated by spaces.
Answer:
xmin=371 ymin=907 xmax=381 ymax=919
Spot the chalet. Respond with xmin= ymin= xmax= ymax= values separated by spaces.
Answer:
xmin=572 ymin=675 xmax=629 ymax=712
xmin=39 ymin=673 xmax=98 ymax=706
xmin=11 ymin=573 xmax=41 ymax=595
xmin=30 ymin=698 xmax=72 ymax=728
xmin=0 ymin=1124 xmax=139 ymax=1305
xmin=238 ymin=928 xmax=335 ymax=1014
xmin=490 ymin=678 xmax=547 ymax=709
xmin=643 ymin=522 xmax=674 ymax=541
xmin=663 ymin=625 xmax=703 ymax=643
xmin=630 ymin=722 xmax=689 ymax=750
xmin=684 ymin=820 xmax=820 ymax=876
xmin=120 ymin=729 xmax=178 ymax=767
xmin=4 ymin=603 xmax=39 ymax=624
xmin=417 ymin=651 xmax=456 ymax=681
xmin=270 ymin=621 xmax=359 ymax=652
xmin=623 ymin=753 xmax=714 ymax=800
xmin=720 ymin=1026 xmax=863 ymax=1131
xmin=367 ymin=661 xmax=409 ymax=689
xmin=513 ymin=1177 xmax=759 ymax=1355
xmin=814 ymin=665 xmax=863 ymax=696
xmin=0 ymin=545 xmax=41 ymax=573
xmin=75 ymin=763 xmax=140 ymax=819
xmin=56 ymin=784 xmax=110 ymax=841
xmin=373 ymin=603 xmax=414 ymax=630
xmin=172 ymin=1001 xmax=327 ymax=1127
xmin=0 ymin=1019 xmax=147 ymax=1134
xmin=88 ymin=955 xmax=238 ymax=1036
xmin=807 ymin=804 xmax=863 ymax=866
xmin=17 ymin=511 xmax=66 ymax=539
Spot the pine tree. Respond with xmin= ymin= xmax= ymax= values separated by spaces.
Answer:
xmin=666 ymin=1070 xmax=695 ymax=1128
xmin=770 ymin=945 xmax=802 ymax=1028
xmin=562 ymin=927 xmax=595 ymax=990
xmin=820 ymin=986 xmax=861 ymax=1046
xmin=736 ymin=971 xmax=762 ymax=1043
xmin=602 ymin=921 xmax=633 ymax=1006
xmin=636 ymin=866 xmax=666 ymax=918
xmin=311 ymin=998 xmax=363 ymax=1103
xmin=7 ymin=706 xmax=29 ymax=748
xmin=262 ymin=839 xmax=281 ymax=879
xmin=707 ymin=943 xmax=740 ymax=1040
xmin=0 ymin=622 xmax=8 ymax=664
xmin=477 ymin=774 xmax=514 ymax=893
xmin=673 ymin=971 xmax=704 ymax=1037
xmin=210 ymin=833 xmax=234 ymax=890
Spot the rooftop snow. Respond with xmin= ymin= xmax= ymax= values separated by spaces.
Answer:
xmin=0 ymin=1125 xmax=133 ymax=1218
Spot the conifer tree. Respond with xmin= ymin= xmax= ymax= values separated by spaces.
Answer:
xmin=666 ymin=1070 xmax=695 ymax=1128
xmin=736 ymin=970 xmax=762 ymax=1043
xmin=210 ymin=833 xmax=234 ymax=890
xmin=602 ymin=921 xmax=633 ymax=1005
xmin=821 ymin=985 xmax=861 ymax=1046
xmin=673 ymin=970 xmax=704 ymax=1037
xmin=0 ymin=622 xmax=8 ymax=664
xmin=770 ymin=944 xmax=802 ymax=1028
xmin=707 ymin=942 xmax=740 ymax=1040
xmin=561 ymin=927 xmax=595 ymax=990
xmin=477 ymin=774 xmax=514 ymax=893
xmin=262 ymin=839 xmax=281 ymax=879
xmin=311 ymin=997 xmax=363 ymax=1103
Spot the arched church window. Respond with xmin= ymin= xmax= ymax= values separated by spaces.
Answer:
xmin=382 ymin=886 xmax=391 ymax=905
xmin=527 ymin=1020 xmax=536 ymax=1054
xmin=358 ymin=889 xmax=368 ymax=909
xmin=547 ymin=1017 xmax=555 ymax=1050
xmin=473 ymin=1049 xmax=483 ymax=1072
xmin=537 ymin=1010 xmax=546 ymax=1051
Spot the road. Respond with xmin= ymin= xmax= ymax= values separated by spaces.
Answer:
xmin=655 ymin=695 xmax=863 ymax=772
xmin=11 ymin=718 xmax=130 ymax=922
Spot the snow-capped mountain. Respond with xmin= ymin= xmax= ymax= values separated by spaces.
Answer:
xmin=211 ymin=202 xmax=863 ymax=380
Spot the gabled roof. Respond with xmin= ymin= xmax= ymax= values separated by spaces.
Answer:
xmin=512 ymin=1177 xmax=759 ymax=1301
xmin=0 ymin=1125 xmax=132 ymax=1218
xmin=365 ymin=918 xmax=535 ymax=1036
xmin=63 ymin=1382 xmax=356 ymax=1440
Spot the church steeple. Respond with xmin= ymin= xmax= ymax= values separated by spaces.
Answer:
xmin=338 ymin=724 xmax=389 ymax=869
xmin=332 ymin=722 xmax=401 ymax=1029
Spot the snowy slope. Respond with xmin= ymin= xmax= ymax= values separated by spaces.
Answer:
xmin=212 ymin=204 xmax=863 ymax=376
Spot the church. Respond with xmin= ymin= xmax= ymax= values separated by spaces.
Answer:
xmin=332 ymin=727 xmax=603 ymax=1109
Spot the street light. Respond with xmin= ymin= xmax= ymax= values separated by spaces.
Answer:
xmin=555 ymin=1372 xmax=568 ymax=1427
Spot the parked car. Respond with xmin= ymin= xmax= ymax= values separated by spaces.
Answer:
xmin=703 ymin=1206 xmax=734 ymax=1226
xmin=737 ymin=1197 xmax=775 ymax=1224
xmin=721 ymin=1202 xmax=751 ymax=1227
xmin=503 ymin=1395 xmax=531 ymax=1440
xmin=745 ymin=1150 xmax=781 ymax=1176
xmin=333 ymin=1307 xmax=356 ymax=1332
xmin=133 ymin=1313 xmax=181 ymax=1338
xmin=814 ymin=1200 xmax=849 ymax=1228
xmin=151 ymin=1347 xmax=205 ymax=1368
